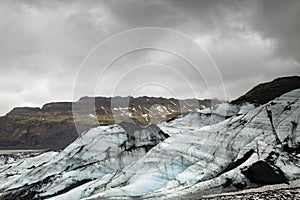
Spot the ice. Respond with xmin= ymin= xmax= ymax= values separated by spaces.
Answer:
xmin=1 ymin=89 xmax=300 ymax=199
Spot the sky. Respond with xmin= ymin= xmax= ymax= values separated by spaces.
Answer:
xmin=0 ymin=0 xmax=299 ymax=115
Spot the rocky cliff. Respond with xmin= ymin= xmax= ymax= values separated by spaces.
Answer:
xmin=0 ymin=97 xmax=213 ymax=150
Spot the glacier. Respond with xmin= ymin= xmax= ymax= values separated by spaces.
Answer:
xmin=0 ymin=89 xmax=299 ymax=199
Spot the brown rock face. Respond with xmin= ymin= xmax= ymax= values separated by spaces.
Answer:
xmin=0 ymin=106 xmax=77 ymax=150
xmin=0 ymin=97 xmax=213 ymax=150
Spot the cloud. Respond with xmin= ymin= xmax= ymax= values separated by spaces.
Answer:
xmin=243 ymin=0 xmax=300 ymax=63
xmin=0 ymin=0 xmax=299 ymax=115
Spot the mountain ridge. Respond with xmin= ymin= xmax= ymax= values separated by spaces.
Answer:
xmin=232 ymin=76 xmax=300 ymax=104
xmin=0 ymin=75 xmax=299 ymax=151
xmin=0 ymin=96 xmax=214 ymax=150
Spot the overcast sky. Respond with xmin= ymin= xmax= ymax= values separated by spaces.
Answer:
xmin=0 ymin=0 xmax=299 ymax=115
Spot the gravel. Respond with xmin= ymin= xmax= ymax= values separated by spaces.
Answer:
xmin=199 ymin=179 xmax=300 ymax=200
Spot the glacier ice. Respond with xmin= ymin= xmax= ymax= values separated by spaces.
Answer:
xmin=0 ymin=89 xmax=299 ymax=199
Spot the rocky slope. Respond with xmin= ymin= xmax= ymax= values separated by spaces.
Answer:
xmin=232 ymin=76 xmax=300 ymax=104
xmin=0 ymin=89 xmax=299 ymax=199
xmin=0 ymin=97 xmax=213 ymax=150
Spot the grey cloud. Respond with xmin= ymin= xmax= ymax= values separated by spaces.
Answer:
xmin=244 ymin=0 xmax=300 ymax=63
xmin=0 ymin=0 xmax=299 ymax=115
xmin=106 ymin=0 xmax=185 ymax=27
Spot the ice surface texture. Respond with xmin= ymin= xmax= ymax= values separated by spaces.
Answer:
xmin=0 ymin=89 xmax=299 ymax=200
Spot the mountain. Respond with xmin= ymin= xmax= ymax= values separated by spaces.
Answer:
xmin=1 ymin=75 xmax=299 ymax=151
xmin=232 ymin=76 xmax=300 ymax=104
xmin=0 ymin=88 xmax=299 ymax=199
xmin=0 ymin=97 xmax=214 ymax=150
